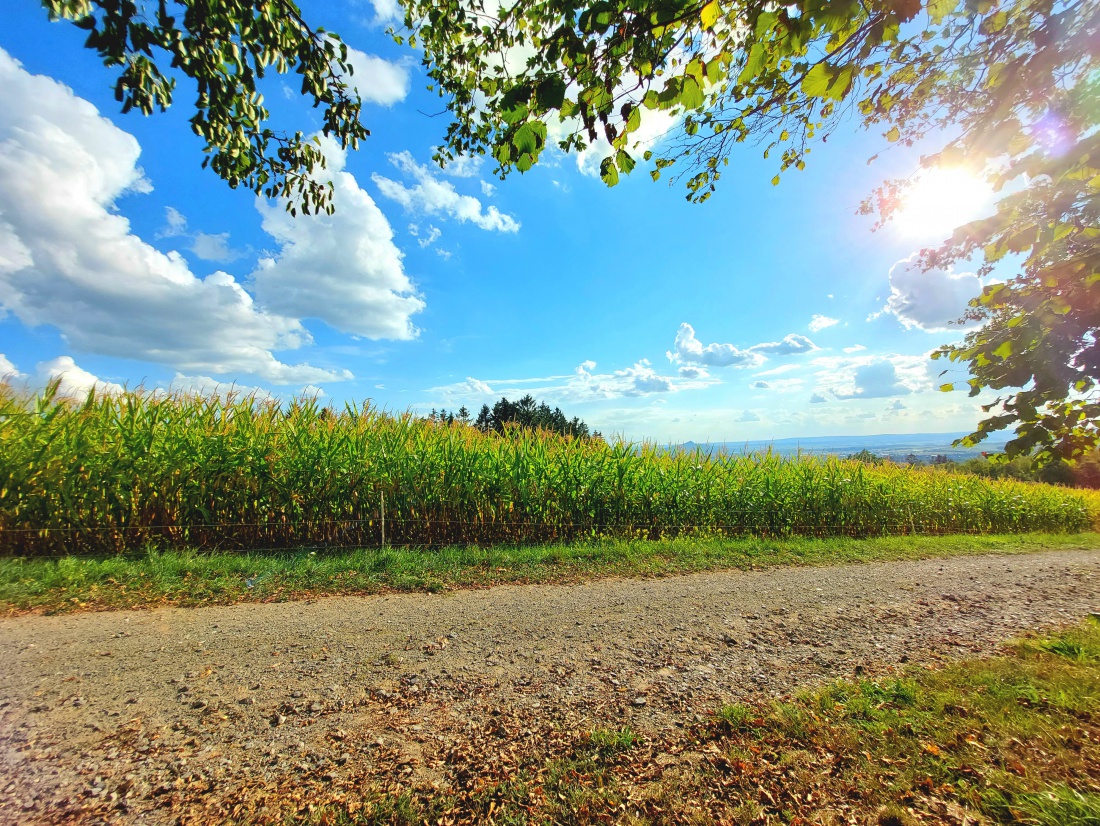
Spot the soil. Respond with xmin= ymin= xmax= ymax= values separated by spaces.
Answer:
xmin=0 ymin=548 xmax=1098 ymax=825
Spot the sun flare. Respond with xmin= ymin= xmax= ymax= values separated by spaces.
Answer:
xmin=895 ymin=167 xmax=993 ymax=239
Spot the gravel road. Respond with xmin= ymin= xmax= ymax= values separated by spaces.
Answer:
xmin=1 ymin=548 xmax=1098 ymax=825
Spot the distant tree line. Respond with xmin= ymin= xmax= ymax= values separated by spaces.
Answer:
xmin=427 ymin=395 xmax=601 ymax=440
xmin=845 ymin=450 xmax=1100 ymax=490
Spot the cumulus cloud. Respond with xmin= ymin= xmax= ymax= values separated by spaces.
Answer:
xmin=0 ymin=353 xmax=25 ymax=381
xmin=881 ymin=254 xmax=982 ymax=332
xmin=809 ymin=392 xmax=828 ymax=404
xmin=677 ymin=366 xmax=709 ymax=380
xmin=165 ymin=373 xmax=274 ymax=400
xmin=751 ymin=380 xmax=770 ymax=389
xmin=808 ymin=314 xmax=839 ymax=333
xmin=818 ymin=355 xmax=931 ymax=401
xmin=343 ymin=46 xmax=410 ymax=106
xmin=366 ymin=0 xmax=402 ymax=23
xmin=373 ymin=151 xmax=520 ymax=232
xmin=736 ymin=410 xmax=760 ymax=422
xmin=0 ymin=49 xmax=350 ymax=385
xmin=843 ymin=344 xmax=867 ymax=353
xmin=37 ymin=356 xmax=124 ymax=397
xmin=668 ymin=324 xmax=818 ymax=369
xmin=750 ymin=333 xmax=818 ymax=356
xmin=252 ymin=136 xmax=425 ymax=340
xmin=833 ymin=361 xmax=912 ymax=399
xmin=667 ymin=323 xmax=765 ymax=369
xmin=429 ymin=357 xmax=712 ymax=406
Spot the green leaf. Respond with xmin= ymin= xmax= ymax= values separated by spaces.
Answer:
xmin=512 ymin=122 xmax=544 ymax=155
xmin=680 ymin=76 xmax=704 ymax=110
xmin=600 ymin=155 xmax=619 ymax=186
xmin=1048 ymin=296 xmax=1072 ymax=315
xmin=536 ymin=76 xmax=566 ymax=110
xmin=700 ymin=0 xmax=720 ymax=30
xmin=928 ymin=0 xmax=958 ymax=24
xmin=801 ymin=63 xmax=833 ymax=99
xmin=885 ymin=127 xmax=901 ymax=142
xmin=616 ymin=149 xmax=635 ymax=175
xmin=625 ymin=105 xmax=641 ymax=134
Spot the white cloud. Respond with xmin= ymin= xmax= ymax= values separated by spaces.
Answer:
xmin=751 ymin=377 xmax=803 ymax=393
xmin=834 ymin=361 xmax=912 ymax=399
xmin=668 ymin=324 xmax=818 ymax=369
xmin=808 ymin=314 xmax=839 ymax=333
xmin=843 ymin=344 xmax=867 ymax=354
xmin=190 ymin=231 xmax=245 ymax=263
xmin=809 ymin=392 xmax=828 ymax=404
xmin=373 ymin=151 xmax=520 ymax=232
xmin=480 ymin=180 xmax=497 ymax=197
xmin=0 ymin=353 xmax=25 ymax=380
xmin=37 ymin=356 xmax=124 ymax=397
xmin=667 ymin=323 xmax=765 ymax=369
xmin=881 ymin=254 xmax=982 ymax=332
xmin=157 ymin=207 xmax=247 ymax=263
xmin=439 ymin=154 xmax=482 ymax=178
xmin=160 ymin=206 xmax=188 ymax=237
xmin=678 ymin=365 xmax=710 ymax=380
xmin=750 ymin=334 xmax=818 ymax=356
xmin=430 ymin=357 xmax=712 ymax=405
xmin=167 ymin=373 xmax=273 ymax=400
xmin=736 ymin=410 xmax=760 ymax=422
xmin=367 ymin=0 xmax=402 ymax=23
xmin=418 ymin=225 xmax=442 ymax=248
xmin=251 ymin=136 xmax=425 ymax=341
xmin=816 ymin=355 xmax=931 ymax=401
xmin=343 ymin=46 xmax=410 ymax=106
xmin=0 ymin=50 xmax=350 ymax=385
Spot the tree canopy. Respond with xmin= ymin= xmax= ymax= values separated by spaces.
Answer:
xmin=475 ymin=395 xmax=599 ymax=439
xmin=43 ymin=0 xmax=369 ymax=216
xmin=401 ymin=0 xmax=1099 ymax=463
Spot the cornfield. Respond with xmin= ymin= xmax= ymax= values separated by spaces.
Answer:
xmin=1 ymin=384 xmax=1095 ymax=557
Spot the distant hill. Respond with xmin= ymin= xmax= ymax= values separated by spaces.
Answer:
xmin=677 ymin=432 xmax=1013 ymax=463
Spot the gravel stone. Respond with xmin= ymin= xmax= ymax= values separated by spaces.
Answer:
xmin=0 ymin=548 xmax=1097 ymax=825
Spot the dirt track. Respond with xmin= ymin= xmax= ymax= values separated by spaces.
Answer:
xmin=1 ymin=548 xmax=1098 ymax=824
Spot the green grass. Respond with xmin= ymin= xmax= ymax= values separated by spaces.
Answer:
xmin=2 ymin=384 xmax=1097 ymax=557
xmin=693 ymin=618 xmax=1100 ymax=825
xmin=2 ymin=531 xmax=1098 ymax=614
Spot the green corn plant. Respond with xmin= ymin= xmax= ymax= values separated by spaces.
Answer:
xmin=0 ymin=384 xmax=1097 ymax=557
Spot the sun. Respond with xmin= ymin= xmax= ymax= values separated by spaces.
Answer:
xmin=895 ymin=167 xmax=993 ymax=239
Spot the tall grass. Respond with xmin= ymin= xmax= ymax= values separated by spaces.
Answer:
xmin=0 ymin=384 xmax=1095 ymax=557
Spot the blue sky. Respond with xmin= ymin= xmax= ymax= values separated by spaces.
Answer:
xmin=0 ymin=1 xmax=1001 ymax=442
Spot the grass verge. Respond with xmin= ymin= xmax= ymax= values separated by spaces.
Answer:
xmin=1 ymin=531 xmax=1098 ymax=615
xmin=210 ymin=618 xmax=1100 ymax=825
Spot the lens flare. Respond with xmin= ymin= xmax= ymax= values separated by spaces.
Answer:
xmin=896 ymin=167 xmax=993 ymax=239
